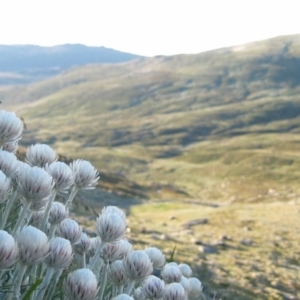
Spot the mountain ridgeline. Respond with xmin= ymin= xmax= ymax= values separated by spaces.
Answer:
xmin=2 ymin=34 xmax=300 ymax=201
xmin=0 ymin=44 xmax=141 ymax=85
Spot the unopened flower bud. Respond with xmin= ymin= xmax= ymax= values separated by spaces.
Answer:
xmin=145 ymin=247 xmax=166 ymax=269
xmin=0 ymin=230 xmax=19 ymax=269
xmin=101 ymin=242 xmax=122 ymax=262
xmin=95 ymin=213 xmax=126 ymax=243
xmin=29 ymin=210 xmax=45 ymax=226
xmin=101 ymin=206 xmax=126 ymax=221
xmin=64 ymin=268 xmax=98 ymax=300
xmin=70 ymin=159 xmax=99 ymax=190
xmin=2 ymin=140 xmax=18 ymax=154
xmin=119 ymin=239 xmax=133 ymax=258
xmin=45 ymin=237 xmax=73 ymax=269
xmin=73 ymin=233 xmax=91 ymax=254
xmin=18 ymin=166 xmax=54 ymax=201
xmin=30 ymin=197 xmax=49 ymax=211
xmin=163 ymin=283 xmax=187 ymax=300
xmin=0 ymin=110 xmax=23 ymax=145
xmin=46 ymin=161 xmax=74 ymax=193
xmin=178 ymin=263 xmax=193 ymax=278
xmin=123 ymin=250 xmax=153 ymax=280
xmin=25 ymin=143 xmax=57 ymax=167
xmin=49 ymin=202 xmax=68 ymax=225
xmin=188 ymin=277 xmax=202 ymax=298
xmin=180 ymin=276 xmax=191 ymax=294
xmin=107 ymin=260 xmax=129 ymax=286
xmin=142 ymin=275 xmax=165 ymax=299
xmin=57 ymin=218 xmax=82 ymax=244
xmin=133 ymin=288 xmax=143 ymax=300
xmin=17 ymin=225 xmax=49 ymax=265
xmin=161 ymin=264 xmax=182 ymax=283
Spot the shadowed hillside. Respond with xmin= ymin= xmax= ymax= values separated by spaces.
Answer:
xmin=2 ymin=34 xmax=300 ymax=201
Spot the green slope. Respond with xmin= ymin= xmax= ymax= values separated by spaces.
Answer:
xmin=3 ymin=34 xmax=300 ymax=200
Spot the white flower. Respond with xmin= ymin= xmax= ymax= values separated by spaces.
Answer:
xmin=49 ymin=202 xmax=68 ymax=225
xmin=119 ymin=239 xmax=133 ymax=258
xmin=45 ymin=237 xmax=73 ymax=269
xmin=0 ymin=230 xmax=19 ymax=269
xmin=46 ymin=161 xmax=74 ymax=193
xmin=180 ymin=276 xmax=191 ymax=294
xmin=57 ymin=218 xmax=82 ymax=244
xmin=178 ymin=263 xmax=193 ymax=278
xmin=142 ymin=275 xmax=165 ymax=299
xmin=188 ymin=277 xmax=203 ymax=298
xmin=0 ymin=110 xmax=23 ymax=145
xmin=113 ymin=295 xmax=134 ymax=300
xmin=17 ymin=226 xmax=49 ymax=265
xmin=163 ymin=283 xmax=187 ymax=300
xmin=122 ymin=250 xmax=153 ymax=280
xmin=0 ymin=150 xmax=19 ymax=179
xmin=25 ymin=143 xmax=57 ymax=167
xmin=101 ymin=206 xmax=126 ymax=222
xmin=2 ymin=140 xmax=18 ymax=154
xmin=107 ymin=260 xmax=129 ymax=286
xmin=17 ymin=166 xmax=54 ymax=201
xmin=145 ymin=247 xmax=166 ymax=269
xmin=73 ymin=233 xmax=91 ymax=254
xmin=64 ymin=268 xmax=98 ymax=300
xmin=95 ymin=213 xmax=126 ymax=243
xmin=70 ymin=159 xmax=99 ymax=190
xmin=161 ymin=264 xmax=182 ymax=283
xmin=101 ymin=242 xmax=122 ymax=262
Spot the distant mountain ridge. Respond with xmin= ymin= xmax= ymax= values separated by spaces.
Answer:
xmin=0 ymin=44 xmax=142 ymax=84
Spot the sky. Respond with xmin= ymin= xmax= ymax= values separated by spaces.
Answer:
xmin=0 ymin=0 xmax=299 ymax=56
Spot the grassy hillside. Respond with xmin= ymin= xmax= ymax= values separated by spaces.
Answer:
xmin=2 ymin=34 xmax=300 ymax=201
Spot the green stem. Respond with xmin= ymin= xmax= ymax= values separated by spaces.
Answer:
xmin=1 ymin=190 xmax=17 ymax=229
xmin=13 ymin=201 xmax=31 ymax=235
xmin=98 ymin=263 xmax=108 ymax=300
xmin=65 ymin=187 xmax=78 ymax=209
xmin=45 ymin=269 xmax=63 ymax=300
xmin=40 ymin=192 xmax=56 ymax=232
xmin=36 ymin=267 xmax=54 ymax=299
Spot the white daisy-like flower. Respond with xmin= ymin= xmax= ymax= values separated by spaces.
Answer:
xmin=25 ymin=143 xmax=57 ymax=167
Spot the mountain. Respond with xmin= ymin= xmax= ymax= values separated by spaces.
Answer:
xmin=2 ymin=34 xmax=300 ymax=201
xmin=0 ymin=44 xmax=142 ymax=85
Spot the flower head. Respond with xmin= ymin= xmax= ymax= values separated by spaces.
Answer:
xmin=46 ymin=161 xmax=74 ymax=193
xmin=64 ymin=268 xmax=98 ymax=300
xmin=145 ymin=247 xmax=166 ymax=269
xmin=17 ymin=226 xmax=49 ymax=265
xmin=25 ymin=143 xmax=57 ymax=167
xmin=188 ymin=277 xmax=203 ymax=299
xmin=122 ymin=250 xmax=153 ymax=280
xmin=95 ymin=213 xmax=126 ymax=243
xmin=45 ymin=237 xmax=73 ymax=269
xmin=17 ymin=166 xmax=54 ymax=202
xmin=73 ymin=233 xmax=91 ymax=254
xmin=70 ymin=159 xmax=99 ymax=190
xmin=57 ymin=218 xmax=82 ymax=244
xmin=107 ymin=260 xmax=129 ymax=286
xmin=113 ymin=295 xmax=134 ymax=300
xmin=49 ymin=202 xmax=68 ymax=225
xmin=178 ymin=263 xmax=193 ymax=278
xmin=0 ymin=230 xmax=19 ymax=269
xmin=163 ymin=283 xmax=187 ymax=300
xmin=0 ymin=110 xmax=23 ymax=145
xmin=0 ymin=150 xmax=19 ymax=179
xmin=161 ymin=264 xmax=182 ymax=284
xmin=142 ymin=275 xmax=165 ymax=299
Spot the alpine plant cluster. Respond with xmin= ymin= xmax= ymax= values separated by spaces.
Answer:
xmin=0 ymin=110 xmax=203 ymax=300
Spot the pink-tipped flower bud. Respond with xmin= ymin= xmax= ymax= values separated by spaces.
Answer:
xmin=29 ymin=210 xmax=45 ymax=226
xmin=46 ymin=161 xmax=74 ymax=193
xmin=163 ymin=283 xmax=187 ymax=300
xmin=107 ymin=260 xmax=129 ymax=286
xmin=73 ymin=233 xmax=91 ymax=254
xmin=25 ymin=143 xmax=57 ymax=167
xmin=17 ymin=225 xmax=49 ymax=265
xmin=57 ymin=218 xmax=82 ymax=244
xmin=45 ymin=237 xmax=73 ymax=269
xmin=0 ymin=230 xmax=19 ymax=269
xmin=17 ymin=166 xmax=54 ymax=201
xmin=161 ymin=264 xmax=182 ymax=283
xmin=0 ymin=170 xmax=11 ymax=203
xmin=70 ymin=159 xmax=99 ymax=190
xmin=0 ymin=150 xmax=19 ymax=179
xmin=101 ymin=206 xmax=126 ymax=222
xmin=64 ymin=268 xmax=98 ymax=300
xmin=123 ymin=250 xmax=153 ymax=280
xmin=95 ymin=213 xmax=126 ymax=243
xmin=188 ymin=277 xmax=203 ymax=298
xmin=145 ymin=247 xmax=166 ymax=269
xmin=178 ymin=263 xmax=193 ymax=278
xmin=0 ymin=110 xmax=23 ymax=145
xmin=101 ymin=242 xmax=122 ymax=262
xmin=49 ymin=202 xmax=68 ymax=225
xmin=113 ymin=295 xmax=134 ymax=300
xmin=142 ymin=275 xmax=165 ymax=299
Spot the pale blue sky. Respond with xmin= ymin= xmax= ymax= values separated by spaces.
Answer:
xmin=0 ymin=0 xmax=299 ymax=56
